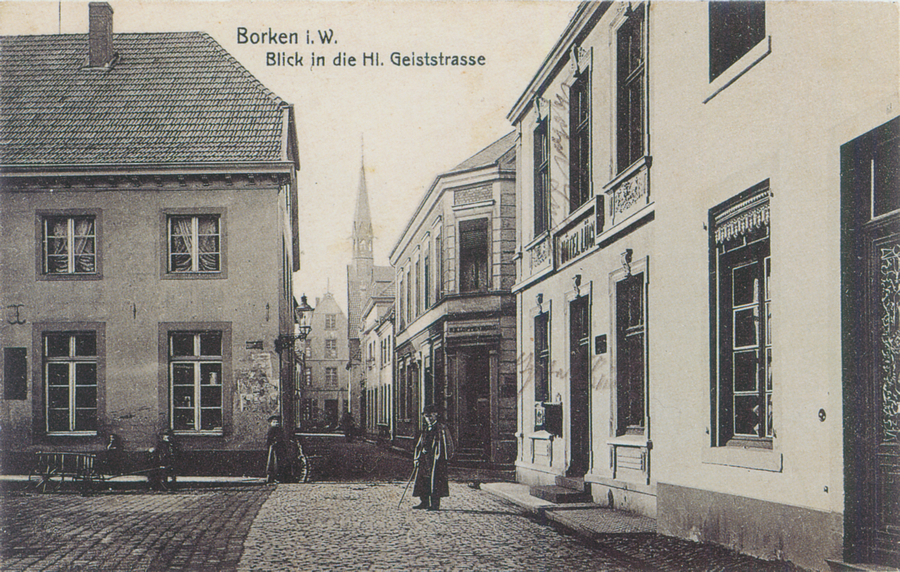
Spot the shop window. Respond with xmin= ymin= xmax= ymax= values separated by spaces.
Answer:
xmin=709 ymin=1 xmax=765 ymax=82
xmin=459 ymin=218 xmax=489 ymax=292
xmin=616 ymin=4 xmax=645 ymax=174
xmin=169 ymin=331 xmax=223 ymax=432
xmin=711 ymin=182 xmax=772 ymax=445
xmin=569 ymin=72 xmax=591 ymax=211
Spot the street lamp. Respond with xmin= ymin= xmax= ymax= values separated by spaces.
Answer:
xmin=277 ymin=294 xmax=315 ymax=432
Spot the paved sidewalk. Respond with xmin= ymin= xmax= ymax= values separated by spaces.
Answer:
xmin=480 ymin=482 xmax=804 ymax=572
xmin=481 ymin=482 xmax=656 ymax=534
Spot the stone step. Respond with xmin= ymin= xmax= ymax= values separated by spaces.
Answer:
xmin=555 ymin=475 xmax=587 ymax=492
xmin=825 ymin=560 xmax=898 ymax=572
xmin=529 ymin=484 xmax=593 ymax=504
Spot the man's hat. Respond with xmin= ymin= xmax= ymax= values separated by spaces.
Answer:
xmin=268 ymin=415 xmax=282 ymax=423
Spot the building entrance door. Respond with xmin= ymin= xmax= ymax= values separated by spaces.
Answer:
xmin=842 ymin=116 xmax=899 ymax=566
xmin=457 ymin=347 xmax=490 ymax=457
xmin=568 ymin=296 xmax=591 ymax=476
xmin=324 ymin=399 xmax=338 ymax=430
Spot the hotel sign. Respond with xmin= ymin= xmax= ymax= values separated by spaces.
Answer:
xmin=556 ymin=213 xmax=596 ymax=266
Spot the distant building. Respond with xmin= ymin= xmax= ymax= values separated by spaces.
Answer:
xmin=509 ymin=2 xmax=899 ymax=569
xmin=346 ymin=153 xmax=393 ymax=431
xmin=298 ymin=292 xmax=350 ymax=431
xmin=0 ymin=3 xmax=300 ymax=475
xmin=360 ymin=289 xmax=394 ymax=440
xmin=390 ymin=133 xmax=518 ymax=472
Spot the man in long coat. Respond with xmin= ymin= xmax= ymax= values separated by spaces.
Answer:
xmin=412 ymin=404 xmax=455 ymax=510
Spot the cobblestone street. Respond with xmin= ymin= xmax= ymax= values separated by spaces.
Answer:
xmin=239 ymin=482 xmax=800 ymax=572
xmin=0 ymin=480 xmax=805 ymax=571
xmin=1 ymin=488 xmax=271 ymax=571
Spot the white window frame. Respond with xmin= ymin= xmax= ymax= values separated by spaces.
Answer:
xmin=167 ymin=214 xmax=221 ymax=273
xmin=44 ymin=332 xmax=98 ymax=435
xmin=169 ymin=331 xmax=223 ymax=434
xmin=42 ymin=215 xmax=97 ymax=275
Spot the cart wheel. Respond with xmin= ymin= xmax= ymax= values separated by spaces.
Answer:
xmin=293 ymin=454 xmax=310 ymax=483
xmin=29 ymin=466 xmax=60 ymax=493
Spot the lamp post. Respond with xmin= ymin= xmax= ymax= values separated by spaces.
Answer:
xmin=277 ymin=294 xmax=314 ymax=433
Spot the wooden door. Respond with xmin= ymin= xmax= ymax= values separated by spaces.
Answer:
xmin=842 ymin=116 xmax=899 ymax=566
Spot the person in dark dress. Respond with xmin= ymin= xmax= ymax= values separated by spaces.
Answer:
xmin=412 ymin=404 xmax=455 ymax=510
xmin=149 ymin=429 xmax=178 ymax=491
xmin=265 ymin=415 xmax=290 ymax=484
xmin=340 ymin=411 xmax=356 ymax=442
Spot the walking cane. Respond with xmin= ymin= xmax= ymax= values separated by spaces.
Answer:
xmin=398 ymin=462 xmax=419 ymax=509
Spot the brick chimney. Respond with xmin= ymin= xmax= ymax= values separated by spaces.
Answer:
xmin=88 ymin=3 xmax=114 ymax=67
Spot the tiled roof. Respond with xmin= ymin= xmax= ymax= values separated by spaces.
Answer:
xmin=451 ymin=131 xmax=516 ymax=172
xmin=1 ymin=32 xmax=289 ymax=168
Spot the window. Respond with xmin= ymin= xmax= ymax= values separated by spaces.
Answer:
xmin=398 ymin=273 xmax=405 ymax=329
xmin=459 ymin=218 xmax=489 ymax=292
xmin=534 ymin=312 xmax=550 ymax=403
xmin=435 ymin=231 xmax=444 ymax=301
xmin=325 ymin=314 xmax=336 ymax=330
xmin=416 ymin=259 xmax=422 ymax=316
xmin=42 ymin=215 xmax=96 ymax=275
xmin=325 ymin=339 xmax=337 ymax=359
xmin=398 ymin=362 xmax=408 ymax=420
xmin=534 ymin=117 xmax=550 ymax=235
xmin=709 ymin=2 xmax=765 ymax=82
xmin=325 ymin=367 xmax=338 ymax=385
xmin=616 ymin=272 xmax=645 ymax=436
xmin=570 ymin=72 xmax=591 ymax=211
xmin=424 ymin=245 xmax=431 ymax=309
xmin=406 ymin=267 xmax=412 ymax=324
xmin=168 ymin=215 xmax=220 ymax=273
xmin=711 ymin=183 xmax=772 ymax=445
xmin=616 ymin=4 xmax=645 ymax=173
xmin=170 ymin=331 xmax=223 ymax=432
xmin=44 ymin=332 xmax=98 ymax=433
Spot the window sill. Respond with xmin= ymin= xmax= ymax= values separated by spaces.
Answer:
xmin=704 ymin=36 xmax=771 ymax=104
xmin=702 ymin=444 xmax=782 ymax=472
xmin=607 ymin=434 xmax=650 ymax=448
xmin=38 ymin=273 xmax=102 ymax=282
xmin=173 ymin=431 xmax=224 ymax=437
xmin=523 ymin=231 xmax=550 ymax=254
xmin=46 ymin=431 xmax=98 ymax=437
xmin=162 ymin=272 xmax=226 ymax=281
xmin=452 ymin=199 xmax=494 ymax=212
xmin=603 ymin=155 xmax=651 ymax=194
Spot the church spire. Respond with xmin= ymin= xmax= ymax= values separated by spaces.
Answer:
xmin=352 ymin=142 xmax=373 ymax=260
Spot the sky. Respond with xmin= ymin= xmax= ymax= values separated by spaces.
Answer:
xmin=0 ymin=0 xmax=579 ymax=313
